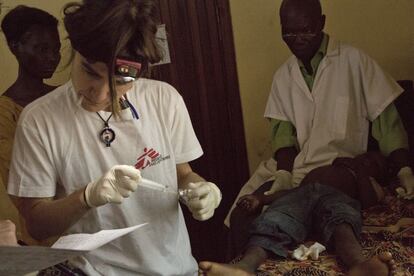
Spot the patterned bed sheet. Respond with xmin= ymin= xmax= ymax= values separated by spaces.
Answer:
xmin=251 ymin=192 xmax=414 ymax=275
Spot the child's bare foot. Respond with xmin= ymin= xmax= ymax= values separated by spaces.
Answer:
xmin=198 ymin=261 xmax=255 ymax=276
xmin=347 ymin=252 xmax=394 ymax=276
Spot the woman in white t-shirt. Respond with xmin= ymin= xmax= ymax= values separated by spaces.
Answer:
xmin=7 ymin=1 xmax=221 ymax=275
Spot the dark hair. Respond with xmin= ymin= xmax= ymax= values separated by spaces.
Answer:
xmin=64 ymin=0 xmax=162 ymax=114
xmin=1 ymin=5 xmax=58 ymax=45
xmin=280 ymin=0 xmax=322 ymax=20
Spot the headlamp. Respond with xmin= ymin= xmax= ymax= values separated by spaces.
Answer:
xmin=115 ymin=58 xmax=142 ymax=84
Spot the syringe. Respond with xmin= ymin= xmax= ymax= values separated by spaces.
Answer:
xmin=139 ymin=177 xmax=170 ymax=192
xmin=138 ymin=177 xmax=192 ymax=200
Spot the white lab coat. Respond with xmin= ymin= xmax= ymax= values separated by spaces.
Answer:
xmin=265 ymin=38 xmax=402 ymax=185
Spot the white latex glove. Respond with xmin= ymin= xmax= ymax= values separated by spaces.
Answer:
xmin=84 ymin=165 xmax=141 ymax=207
xmin=396 ymin=166 xmax=414 ymax=200
xmin=264 ymin=169 xmax=293 ymax=195
xmin=182 ymin=182 xmax=222 ymax=221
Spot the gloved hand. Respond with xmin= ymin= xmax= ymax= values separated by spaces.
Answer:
xmin=264 ymin=169 xmax=293 ymax=195
xmin=84 ymin=165 xmax=141 ymax=207
xmin=182 ymin=182 xmax=222 ymax=221
xmin=396 ymin=166 xmax=414 ymax=200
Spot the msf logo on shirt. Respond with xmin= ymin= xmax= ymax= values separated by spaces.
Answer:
xmin=134 ymin=147 xmax=170 ymax=170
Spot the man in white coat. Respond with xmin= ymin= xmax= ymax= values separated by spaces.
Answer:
xmin=200 ymin=0 xmax=409 ymax=275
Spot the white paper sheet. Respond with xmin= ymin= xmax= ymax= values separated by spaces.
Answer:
xmin=0 ymin=223 xmax=147 ymax=276
xmin=52 ymin=223 xmax=147 ymax=250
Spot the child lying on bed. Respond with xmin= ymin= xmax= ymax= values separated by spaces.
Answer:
xmin=199 ymin=152 xmax=396 ymax=276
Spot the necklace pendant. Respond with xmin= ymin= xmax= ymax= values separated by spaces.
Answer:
xmin=100 ymin=127 xmax=116 ymax=147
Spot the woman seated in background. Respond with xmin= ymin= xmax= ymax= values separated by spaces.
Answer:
xmin=0 ymin=5 xmax=61 ymax=244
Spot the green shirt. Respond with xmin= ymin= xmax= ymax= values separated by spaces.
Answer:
xmin=298 ymin=34 xmax=329 ymax=91
xmin=271 ymin=34 xmax=408 ymax=156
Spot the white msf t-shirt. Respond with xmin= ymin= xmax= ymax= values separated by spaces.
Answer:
xmin=265 ymin=39 xmax=403 ymax=185
xmin=8 ymin=79 xmax=203 ymax=276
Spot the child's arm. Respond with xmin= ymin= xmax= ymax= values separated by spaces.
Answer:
xmin=355 ymin=173 xmax=381 ymax=209
xmin=352 ymin=155 xmax=384 ymax=209
xmin=259 ymin=189 xmax=292 ymax=205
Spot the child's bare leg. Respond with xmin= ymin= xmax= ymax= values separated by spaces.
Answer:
xmin=198 ymin=246 xmax=268 ymax=276
xmin=333 ymin=223 xmax=364 ymax=266
xmin=333 ymin=223 xmax=389 ymax=276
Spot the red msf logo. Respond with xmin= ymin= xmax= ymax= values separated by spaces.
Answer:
xmin=135 ymin=148 xmax=160 ymax=170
